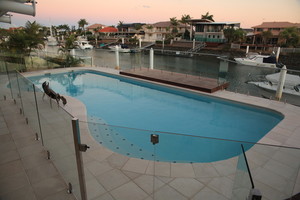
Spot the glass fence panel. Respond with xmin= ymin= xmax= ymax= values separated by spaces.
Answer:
xmin=241 ymin=142 xmax=300 ymax=200
xmin=232 ymin=145 xmax=253 ymax=200
xmin=16 ymin=73 xmax=42 ymax=140
xmin=33 ymin=85 xmax=82 ymax=199
xmin=7 ymin=70 xmax=21 ymax=107
xmin=149 ymin=131 xmax=300 ymax=200
xmin=0 ymin=60 xmax=5 ymax=72
xmin=0 ymin=63 xmax=11 ymax=100
xmin=25 ymin=55 xmax=55 ymax=71
xmin=92 ymin=50 xmax=116 ymax=69
xmin=226 ymin=60 xmax=300 ymax=107
xmin=79 ymin=120 xmax=155 ymax=200
xmin=152 ymin=132 xmax=244 ymax=200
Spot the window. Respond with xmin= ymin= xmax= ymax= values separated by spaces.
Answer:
xmin=196 ymin=25 xmax=204 ymax=32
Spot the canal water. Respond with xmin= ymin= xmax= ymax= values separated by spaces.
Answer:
xmin=46 ymin=46 xmax=282 ymax=100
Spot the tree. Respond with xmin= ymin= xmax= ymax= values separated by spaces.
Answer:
xmin=134 ymin=24 xmax=142 ymax=31
xmin=170 ymin=17 xmax=179 ymax=35
xmin=1 ymin=21 xmax=44 ymax=55
xmin=180 ymin=14 xmax=191 ymax=28
xmin=117 ymin=21 xmax=124 ymax=32
xmin=261 ymin=30 xmax=273 ymax=45
xmin=180 ymin=14 xmax=191 ymax=40
xmin=57 ymin=34 xmax=82 ymax=67
xmin=170 ymin=17 xmax=179 ymax=27
xmin=78 ymin=19 xmax=88 ymax=35
xmin=223 ymin=27 xmax=245 ymax=43
xmin=279 ymin=27 xmax=300 ymax=47
xmin=201 ymin=12 xmax=214 ymax=22
xmin=57 ymin=24 xmax=70 ymax=36
xmin=146 ymin=25 xmax=153 ymax=30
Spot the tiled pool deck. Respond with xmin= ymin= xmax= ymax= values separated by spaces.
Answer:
xmin=1 ymin=66 xmax=300 ymax=200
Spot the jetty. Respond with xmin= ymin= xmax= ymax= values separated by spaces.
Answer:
xmin=120 ymin=68 xmax=229 ymax=93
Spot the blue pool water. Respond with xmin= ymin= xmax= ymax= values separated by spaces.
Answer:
xmin=29 ymin=70 xmax=283 ymax=163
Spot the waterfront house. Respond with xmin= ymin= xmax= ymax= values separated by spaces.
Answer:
xmin=98 ymin=26 xmax=118 ymax=37
xmin=142 ymin=21 xmax=187 ymax=42
xmin=188 ymin=19 xmax=240 ymax=46
xmin=86 ymin=23 xmax=106 ymax=34
xmin=117 ymin=23 xmax=146 ymax=37
xmin=252 ymin=21 xmax=300 ymax=45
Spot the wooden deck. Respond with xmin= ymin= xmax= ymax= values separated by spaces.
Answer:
xmin=120 ymin=68 xmax=229 ymax=93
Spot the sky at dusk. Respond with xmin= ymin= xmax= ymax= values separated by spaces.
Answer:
xmin=1 ymin=0 xmax=300 ymax=29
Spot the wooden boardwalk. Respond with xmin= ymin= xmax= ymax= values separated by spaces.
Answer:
xmin=120 ymin=68 xmax=229 ymax=93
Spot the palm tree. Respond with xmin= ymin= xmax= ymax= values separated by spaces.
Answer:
xmin=3 ymin=21 xmax=44 ymax=55
xmin=93 ymin=27 xmax=101 ymax=47
xmin=180 ymin=14 xmax=191 ymax=29
xmin=1 ymin=21 xmax=45 ymax=71
xmin=201 ymin=12 xmax=214 ymax=22
xmin=180 ymin=14 xmax=191 ymax=40
xmin=78 ymin=19 xmax=88 ymax=35
xmin=117 ymin=21 xmax=124 ymax=33
xmin=170 ymin=17 xmax=179 ymax=35
xmin=170 ymin=17 xmax=179 ymax=27
xmin=57 ymin=24 xmax=70 ymax=36
xmin=279 ymin=27 xmax=300 ymax=47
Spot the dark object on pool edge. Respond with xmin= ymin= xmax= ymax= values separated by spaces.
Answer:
xmin=42 ymin=81 xmax=67 ymax=106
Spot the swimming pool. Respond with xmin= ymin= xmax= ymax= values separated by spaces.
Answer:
xmin=29 ymin=70 xmax=283 ymax=163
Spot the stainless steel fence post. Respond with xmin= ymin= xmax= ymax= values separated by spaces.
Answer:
xmin=72 ymin=118 xmax=87 ymax=200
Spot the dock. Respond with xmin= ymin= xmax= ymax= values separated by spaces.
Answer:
xmin=120 ymin=68 xmax=229 ymax=93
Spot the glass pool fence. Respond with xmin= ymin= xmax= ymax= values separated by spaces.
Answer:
xmin=1 ymin=59 xmax=300 ymax=199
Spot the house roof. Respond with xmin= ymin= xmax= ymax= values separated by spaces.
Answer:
xmin=187 ymin=19 xmax=212 ymax=23
xmin=193 ymin=22 xmax=240 ymax=26
xmin=151 ymin=21 xmax=186 ymax=28
xmin=99 ymin=27 xmax=118 ymax=33
xmin=86 ymin=23 xmax=105 ymax=29
xmin=252 ymin=22 xmax=300 ymax=28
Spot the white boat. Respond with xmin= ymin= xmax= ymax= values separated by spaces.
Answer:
xmin=265 ymin=73 xmax=300 ymax=88
xmin=47 ymin=36 xmax=58 ymax=46
xmin=248 ymin=73 xmax=300 ymax=106
xmin=74 ymin=38 xmax=93 ymax=50
xmin=234 ymin=53 xmax=281 ymax=68
xmin=47 ymin=26 xmax=58 ymax=46
xmin=108 ymin=44 xmax=131 ymax=53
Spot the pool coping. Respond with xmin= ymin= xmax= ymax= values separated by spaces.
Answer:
xmin=22 ymin=66 xmax=300 ymax=199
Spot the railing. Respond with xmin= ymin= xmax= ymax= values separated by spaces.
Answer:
xmin=1 ymin=54 xmax=300 ymax=200
xmin=0 ymin=51 xmax=93 ymax=72
xmin=77 ymin=120 xmax=300 ymax=200
xmin=0 ymin=65 xmax=87 ymax=199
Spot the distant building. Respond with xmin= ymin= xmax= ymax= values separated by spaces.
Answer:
xmin=188 ymin=19 xmax=240 ymax=45
xmin=98 ymin=27 xmax=118 ymax=37
xmin=86 ymin=24 xmax=106 ymax=34
xmin=252 ymin=21 xmax=300 ymax=45
xmin=143 ymin=21 xmax=187 ymax=42
xmin=117 ymin=23 xmax=146 ymax=36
